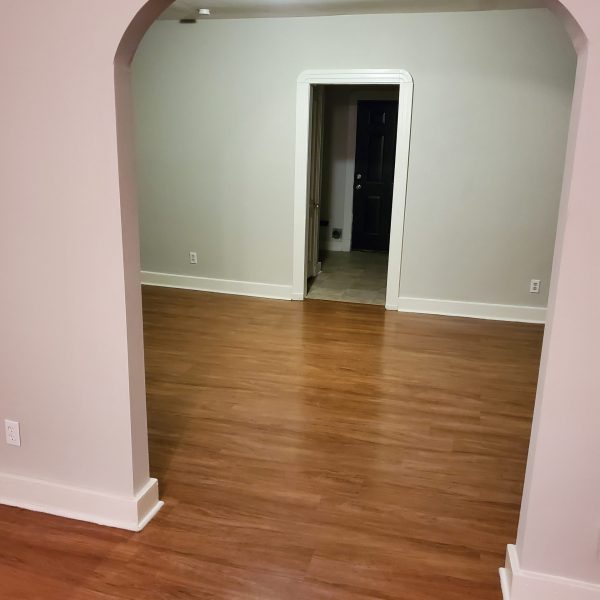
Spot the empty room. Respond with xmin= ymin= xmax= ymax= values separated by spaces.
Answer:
xmin=2 ymin=2 xmax=600 ymax=600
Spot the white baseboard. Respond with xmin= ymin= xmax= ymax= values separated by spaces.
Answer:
xmin=142 ymin=271 xmax=293 ymax=301
xmin=500 ymin=566 xmax=512 ymax=599
xmin=321 ymin=239 xmax=351 ymax=252
xmin=502 ymin=544 xmax=600 ymax=600
xmin=397 ymin=297 xmax=546 ymax=324
xmin=0 ymin=472 xmax=163 ymax=531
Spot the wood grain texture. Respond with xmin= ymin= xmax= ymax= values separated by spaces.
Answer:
xmin=0 ymin=287 xmax=544 ymax=599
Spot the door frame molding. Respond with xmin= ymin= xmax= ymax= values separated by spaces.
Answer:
xmin=292 ymin=69 xmax=414 ymax=309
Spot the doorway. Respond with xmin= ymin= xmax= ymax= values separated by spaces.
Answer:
xmin=352 ymin=99 xmax=399 ymax=253
xmin=306 ymin=89 xmax=400 ymax=305
xmin=292 ymin=70 xmax=413 ymax=310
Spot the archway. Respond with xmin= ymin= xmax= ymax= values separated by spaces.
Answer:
xmin=116 ymin=1 xmax=600 ymax=597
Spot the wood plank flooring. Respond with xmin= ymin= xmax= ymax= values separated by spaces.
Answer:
xmin=0 ymin=287 xmax=544 ymax=599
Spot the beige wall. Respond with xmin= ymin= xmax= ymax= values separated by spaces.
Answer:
xmin=133 ymin=8 xmax=575 ymax=308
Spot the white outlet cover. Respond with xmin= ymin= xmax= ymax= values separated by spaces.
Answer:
xmin=5 ymin=419 xmax=21 ymax=447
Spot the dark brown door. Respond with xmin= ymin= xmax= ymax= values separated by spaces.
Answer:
xmin=351 ymin=100 xmax=398 ymax=252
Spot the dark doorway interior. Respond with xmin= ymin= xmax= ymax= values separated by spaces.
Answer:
xmin=306 ymin=86 xmax=399 ymax=306
xmin=351 ymin=100 xmax=399 ymax=252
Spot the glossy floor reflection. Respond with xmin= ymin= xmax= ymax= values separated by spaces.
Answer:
xmin=0 ymin=287 xmax=543 ymax=600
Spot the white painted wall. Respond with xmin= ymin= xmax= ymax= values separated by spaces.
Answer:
xmin=132 ymin=8 xmax=575 ymax=309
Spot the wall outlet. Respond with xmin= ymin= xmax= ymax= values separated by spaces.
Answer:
xmin=189 ymin=251 xmax=198 ymax=265
xmin=332 ymin=228 xmax=343 ymax=240
xmin=530 ymin=279 xmax=541 ymax=294
xmin=5 ymin=420 xmax=21 ymax=447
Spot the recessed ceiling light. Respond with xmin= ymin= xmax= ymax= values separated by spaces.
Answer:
xmin=197 ymin=8 xmax=211 ymax=15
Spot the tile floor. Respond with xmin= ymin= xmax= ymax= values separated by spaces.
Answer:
xmin=306 ymin=250 xmax=388 ymax=305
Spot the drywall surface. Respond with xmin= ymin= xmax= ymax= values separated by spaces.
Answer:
xmin=512 ymin=0 xmax=600 ymax=591
xmin=0 ymin=0 xmax=164 ymax=529
xmin=133 ymin=9 xmax=575 ymax=307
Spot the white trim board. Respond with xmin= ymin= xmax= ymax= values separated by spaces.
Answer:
xmin=292 ymin=69 xmax=414 ymax=309
xmin=0 ymin=472 xmax=163 ymax=532
xmin=142 ymin=271 xmax=293 ymax=300
xmin=397 ymin=297 xmax=546 ymax=324
xmin=321 ymin=239 xmax=349 ymax=252
xmin=501 ymin=544 xmax=600 ymax=600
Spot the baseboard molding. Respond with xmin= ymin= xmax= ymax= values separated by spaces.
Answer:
xmin=500 ymin=565 xmax=512 ymax=599
xmin=397 ymin=297 xmax=546 ymax=324
xmin=0 ymin=472 xmax=163 ymax=531
xmin=321 ymin=239 xmax=351 ymax=252
xmin=142 ymin=271 xmax=292 ymax=301
xmin=501 ymin=544 xmax=600 ymax=600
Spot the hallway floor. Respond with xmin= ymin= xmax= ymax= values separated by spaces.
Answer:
xmin=0 ymin=287 xmax=543 ymax=599
xmin=307 ymin=250 xmax=388 ymax=305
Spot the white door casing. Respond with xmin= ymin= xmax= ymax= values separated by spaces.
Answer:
xmin=307 ymin=85 xmax=325 ymax=278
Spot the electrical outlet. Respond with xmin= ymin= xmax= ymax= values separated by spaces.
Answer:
xmin=332 ymin=228 xmax=343 ymax=240
xmin=530 ymin=279 xmax=541 ymax=294
xmin=189 ymin=251 xmax=198 ymax=265
xmin=5 ymin=420 xmax=21 ymax=447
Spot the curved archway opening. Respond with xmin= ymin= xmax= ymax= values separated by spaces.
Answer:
xmin=113 ymin=2 xmax=591 ymax=598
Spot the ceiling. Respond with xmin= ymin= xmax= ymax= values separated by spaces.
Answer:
xmin=159 ymin=0 xmax=545 ymax=20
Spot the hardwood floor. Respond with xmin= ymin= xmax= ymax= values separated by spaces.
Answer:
xmin=0 ymin=287 xmax=544 ymax=599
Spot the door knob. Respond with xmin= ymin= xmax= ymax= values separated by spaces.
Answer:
xmin=356 ymin=173 xmax=362 ymax=180
xmin=355 ymin=184 xmax=362 ymax=190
